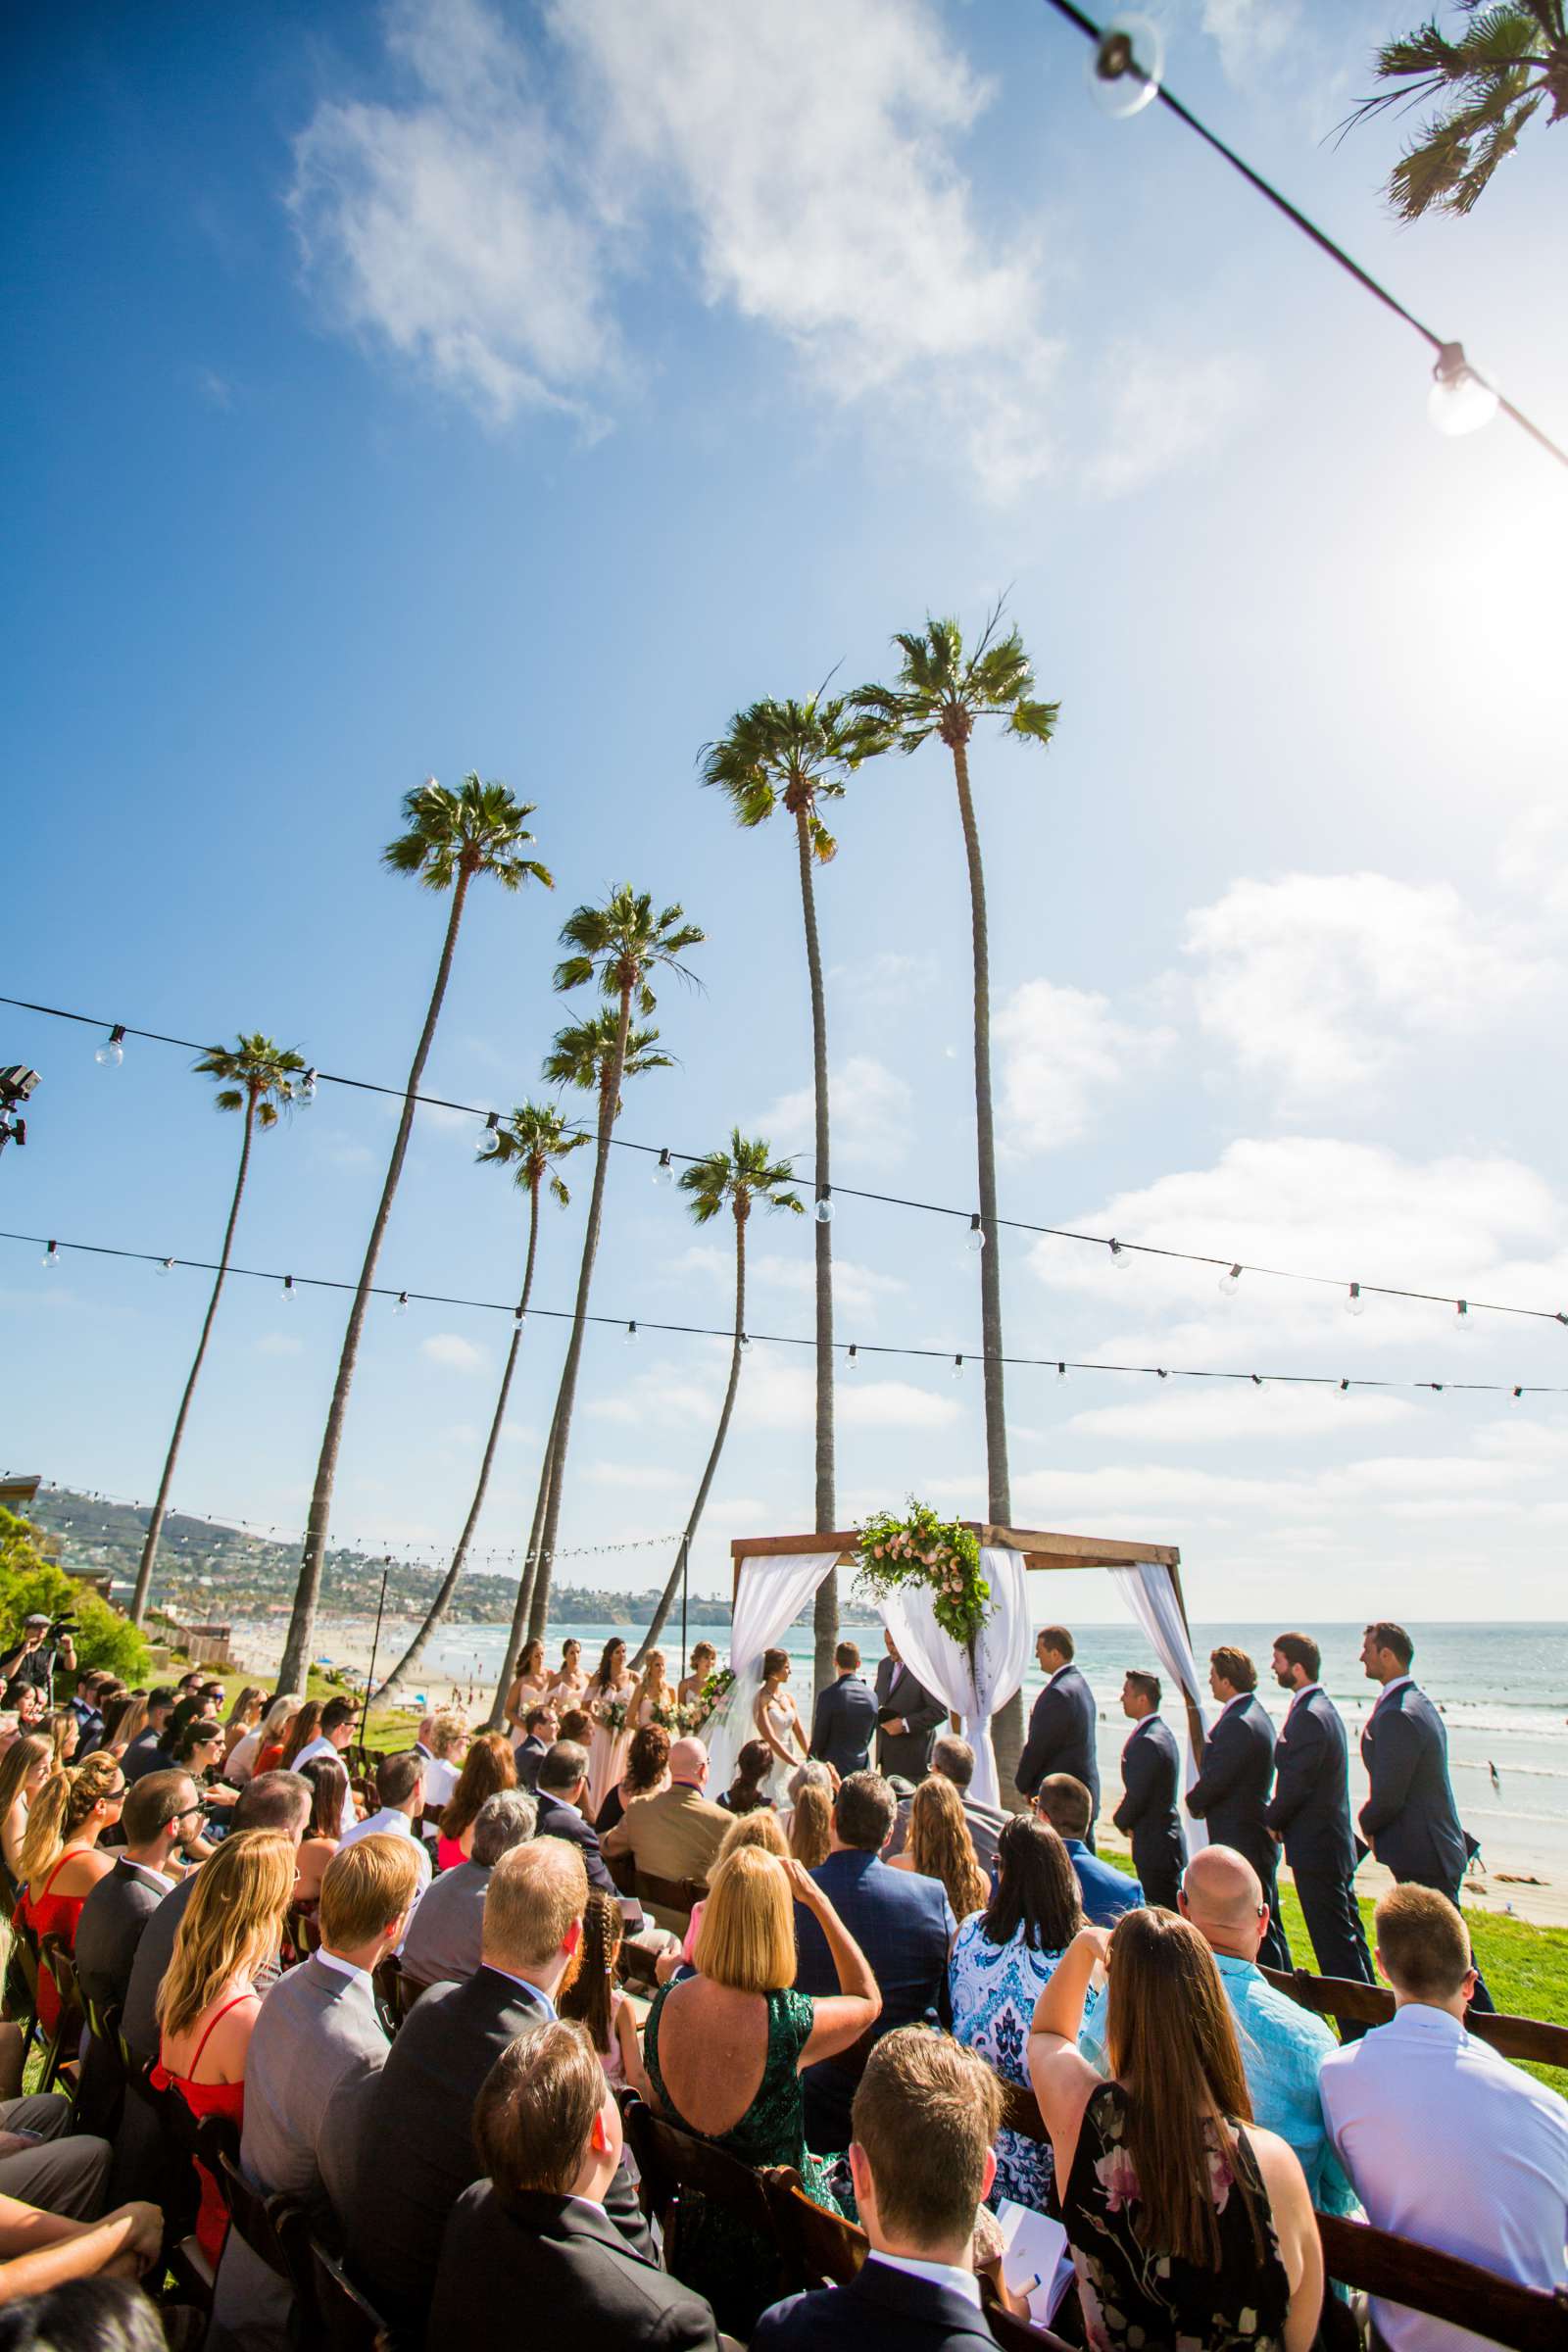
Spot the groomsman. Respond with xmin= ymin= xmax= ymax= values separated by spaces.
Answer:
xmin=1015 ymin=1627 xmax=1101 ymax=1839
xmin=1266 ymin=1633 xmax=1374 ymax=2027
xmin=1359 ymin=1620 xmax=1494 ymax=2012
xmin=873 ymin=1633 xmax=946 ymax=1783
xmin=1186 ymin=1644 xmax=1290 ymax=1972
xmin=1111 ymin=1670 xmax=1186 ymax=1911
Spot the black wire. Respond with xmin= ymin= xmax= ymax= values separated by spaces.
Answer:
xmin=6 ymin=994 xmax=1565 ymax=1328
xmin=5 ymin=1229 xmax=1557 ymax=1396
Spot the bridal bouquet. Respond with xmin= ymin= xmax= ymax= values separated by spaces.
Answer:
xmin=597 ymin=1697 xmax=630 ymax=1735
xmin=688 ymin=1665 xmax=734 ymax=1727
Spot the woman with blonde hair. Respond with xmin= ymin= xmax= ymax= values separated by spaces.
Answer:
xmin=676 ymin=1805 xmax=789 ymax=1967
xmin=642 ymin=1847 xmax=880 ymax=2333
xmin=0 ymin=1736 xmax=51 ymax=1895
xmin=235 ymin=1691 xmax=300 ymax=1783
xmin=891 ymin=1773 xmax=988 ymax=1923
xmin=1028 ymin=1907 xmax=1322 ymax=2351
xmin=503 ymin=1640 xmax=553 ymax=1737
xmin=786 ymin=1762 xmax=833 ymax=1871
xmin=221 ymin=1686 xmax=266 ymax=1763
xmin=677 ymin=1640 xmax=717 ymax=1718
xmin=44 ymin=1710 xmax=78 ymax=1771
xmin=154 ymin=1829 xmax=296 ymax=2267
xmin=100 ymin=1690 xmax=144 ymax=1756
xmin=628 ymin=1647 xmax=674 ymax=1731
xmin=437 ymin=1732 xmax=515 ymax=1872
xmin=16 ymin=1754 xmax=126 ymax=2032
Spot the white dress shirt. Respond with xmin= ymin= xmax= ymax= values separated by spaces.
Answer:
xmin=338 ymin=1807 xmax=432 ymax=1889
xmin=313 ymin=1948 xmax=373 ymax=1988
xmin=1320 ymin=2002 xmax=1568 ymax=2352
xmin=866 ymin=2252 xmax=982 ymax=2309
xmin=420 ymin=1753 xmax=461 ymax=1808
xmin=292 ymin=1735 xmax=355 ymax=1836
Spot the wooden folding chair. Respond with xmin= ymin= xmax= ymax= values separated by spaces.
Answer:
xmin=391 ymin=1968 xmax=429 ymax=2027
xmin=214 ymin=2148 xmax=314 ymax=2302
xmin=36 ymin=1933 xmax=84 ymax=2095
xmin=136 ymin=2074 xmax=240 ymax=2313
xmin=1318 ymin=2213 xmax=1568 ymax=2351
xmin=1262 ymin=1963 xmax=1568 ymax=2071
xmin=8 ymin=1916 xmax=42 ymax=2064
xmin=306 ymin=2235 xmax=394 ymax=2352
xmin=768 ymin=2176 xmax=864 ymax=2284
xmin=620 ymin=2094 xmax=797 ymax=2331
xmin=632 ymin=1868 xmax=709 ymax=1933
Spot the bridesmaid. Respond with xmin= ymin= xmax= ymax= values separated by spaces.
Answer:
xmin=677 ymin=1641 xmax=718 ymax=1719
xmin=504 ymin=1640 xmax=554 ymax=1739
xmin=550 ymin=1639 xmax=589 ymax=1710
xmin=753 ymin=1648 xmax=808 ymax=1800
xmin=585 ymin=1639 xmax=636 ymax=1821
xmin=629 ymin=1648 xmax=675 ymax=1733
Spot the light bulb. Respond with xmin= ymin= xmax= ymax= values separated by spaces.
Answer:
xmin=1511 ymin=1385 xmax=1523 ymax=1405
xmin=1156 ymin=1367 xmax=1168 ymax=1380
xmin=1339 ymin=1378 xmax=1351 ymax=1395
xmin=281 ymin=1275 xmax=296 ymax=1302
xmin=1056 ymin=1361 xmax=1067 ymax=1382
xmin=1109 ymin=1237 xmax=1132 ymax=1270
xmin=475 ymin=1111 xmax=500 ymax=1160
xmin=845 ymin=1344 xmax=858 ymax=1371
xmin=1345 ymin=1283 xmax=1365 ymax=1317
xmin=95 ymin=1025 xmax=125 ymax=1067
xmin=158 ymin=1257 xmax=174 ymax=1277
xmin=1219 ymin=1263 xmax=1242 ymax=1298
xmin=394 ymin=1292 xmax=409 ymax=1317
xmin=1429 ymin=342 xmax=1498 ymax=438
xmin=740 ymin=1331 xmax=752 ymax=1352
xmin=814 ymin=1188 xmax=834 ymax=1225
xmin=952 ymin=1353 xmax=964 ymax=1380
xmin=966 ymin=1213 xmax=985 ymax=1253
xmin=1087 ymin=13 xmax=1164 ymax=117
xmin=1251 ymin=1372 xmax=1267 ymax=1390
xmin=301 ymin=1068 xmax=318 ymax=1104
xmin=1455 ymin=1299 xmax=1474 ymax=1336
xmin=654 ymin=1149 xmax=674 ymax=1187
xmin=624 ymin=1320 xmax=637 ymax=1345
xmin=41 ymin=1240 xmax=60 ymax=1270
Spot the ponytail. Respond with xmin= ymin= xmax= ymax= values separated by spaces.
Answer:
xmin=19 ymin=1772 xmax=72 ymax=1888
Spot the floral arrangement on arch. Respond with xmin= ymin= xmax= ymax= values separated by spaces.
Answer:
xmin=855 ymin=1500 xmax=991 ymax=1655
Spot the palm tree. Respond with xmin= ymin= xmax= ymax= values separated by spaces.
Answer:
xmin=700 ymin=693 xmax=884 ymax=1695
xmin=371 ymin=1102 xmax=587 ymax=1705
xmin=1344 ymin=2 xmax=1568 ymax=219
xmin=632 ymin=1133 xmax=803 ymax=1668
xmin=130 ymin=1035 xmax=306 ymax=1625
xmin=278 ymin=776 xmax=552 ymax=1691
xmin=855 ymin=611 xmax=1058 ymax=1791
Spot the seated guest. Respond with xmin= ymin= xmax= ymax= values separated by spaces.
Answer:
xmin=1034 ymin=1774 xmax=1143 ymax=1926
xmin=220 ymin=1687 xmax=265 ymax=1768
xmin=793 ymin=1770 xmax=954 ymax=2153
xmin=417 ymin=1711 xmax=468 ymax=1811
xmin=512 ymin=1702 xmax=559 ymax=1793
xmin=120 ymin=1690 xmax=176 ymax=1784
xmin=340 ymin=1750 xmax=432 ymax=1895
xmin=1028 ymin=1908 xmax=1323 ymax=2352
xmin=0 ymin=2205 xmax=165 ymax=2309
xmin=786 ymin=1762 xmax=834 ymax=1869
xmin=152 ymin=1829 xmax=297 ymax=2270
xmin=436 ymin=1731 xmax=515 ymax=1873
xmin=1319 ymin=1884 xmax=1568 ymax=2347
xmin=208 ymin=1834 xmax=423 ymax=2352
xmin=889 ymin=1775 xmax=988 ymax=1923
xmin=172 ymin=1717 xmax=236 ymax=1814
xmin=888 ymin=1736 xmax=1005 ymax=1880
xmin=428 ymin=2019 xmax=719 ymax=2352
xmin=15 ymin=1756 xmax=126 ymax=2035
xmin=950 ymin=1814 xmax=1100 ymax=2216
xmin=288 ymin=1697 xmax=357 ymax=1834
xmin=558 ymin=1887 xmax=647 ymax=2097
xmin=643 ymin=1847 xmax=879 ymax=2335
xmin=754 ymin=2028 xmax=1004 ymax=2352
xmin=557 ymin=1705 xmax=592 ymax=1746
xmin=534 ymin=1741 xmax=619 ymax=1898
xmin=808 ymin=1642 xmax=879 ymax=1780
xmin=670 ymin=1806 xmax=790 ymax=1973
xmin=1082 ymin=1844 xmax=1357 ymax=2217
xmin=230 ymin=1693 xmax=299 ymax=1786
xmin=294 ymin=1756 xmax=349 ymax=1905
xmin=603 ymin=1737 xmax=729 ymax=1932
xmin=399 ymin=1789 xmax=536 ymax=1988
xmin=716 ymin=1738 xmax=774 ymax=1818
xmin=596 ymin=1724 xmax=669 ymax=1838
xmin=324 ymin=1839 xmax=652 ymax=2347
xmin=75 ymin=1769 xmax=201 ymax=2018
xmin=0 ymin=1736 xmax=51 ymax=1895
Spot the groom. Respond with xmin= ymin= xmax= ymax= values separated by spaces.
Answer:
xmin=874 ymin=1632 xmax=946 ymax=1782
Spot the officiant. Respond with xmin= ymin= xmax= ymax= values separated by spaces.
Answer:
xmin=874 ymin=1630 xmax=947 ymax=1781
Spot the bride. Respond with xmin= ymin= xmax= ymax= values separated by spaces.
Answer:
xmin=752 ymin=1647 xmax=808 ymax=1798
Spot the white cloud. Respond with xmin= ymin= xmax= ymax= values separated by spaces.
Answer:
xmin=1065 ymin=1384 xmax=1415 ymax=1445
xmin=827 ymin=951 xmax=940 ymax=1004
xmin=587 ymin=1461 xmax=691 ymax=1491
xmin=1200 ymin=0 xmax=1300 ymax=82
xmin=257 ymin=1332 xmax=305 ymax=1358
xmin=760 ymin=1054 xmax=913 ymax=1169
xmin=1498 ymin=802 xmax=1568 ymax=919
xmin=1084 ymin=341 xmax=1260 ymax=501
xmin=752 ymin=1252 xmax=906 ymax=1317
xmin=996 ymin=978 xmax=1172 ymax=1152
xmin=420 ymin=1331 xmax=487 ymax=1371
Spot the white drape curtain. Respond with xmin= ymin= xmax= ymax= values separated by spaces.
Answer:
xmin=1108 ymin=1561 xmax=1210 ymax=1853
xmin=705 ymin=1550 xmax=843 ymax=1793
xmin=879 ymin=1545 xmax=1032 ymax=1808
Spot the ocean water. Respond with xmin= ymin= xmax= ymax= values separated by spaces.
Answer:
xmin=350 ymin=1616 xmax=1568 ymax=1882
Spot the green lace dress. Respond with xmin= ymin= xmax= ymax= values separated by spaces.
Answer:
xmin=643 ymin=1981 xmax=846 ymax=2331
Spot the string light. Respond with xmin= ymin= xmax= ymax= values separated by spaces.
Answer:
xmin=1087 ymin=12 xmax=1163 ymax=117
xmin=624 ymin=1320 xmax=637 ymax=1345
xmin=1251 ymin=1372 xmax=1266 ymax=1388
xmin=1108 ymin=1237 xmax=1131 ymax=1270
xmin=966 ymin=1213 xmax=985 ymax=1254
xmin=1430 ymin=345 xmax=1499 ymax=438
xmin=281 ymin=1275 xmax=295 ymax=1302
xmin=301 ymin=1068 xmax=318 ymax=1103
xmin=739 ymin=1331 xmax=752 ymax=1352
xmin=846 ymin=1343 xmax=858 ymax=1370
xmin=475 ymin=1111 xmax=500 ymax=1160
xmin=158 ymin=1257 xmax=175 ymax=1277
xmin=1056 ymin=1361 xmax=1067 ymax=1381
xmin=1219 ymin=1263 xmax=1242 ymax=1298
xmin=1346 ymin=1283 xmax=1365 ymax=1318
xmin=952 ymin=1352 xmax=964 ymax=1379
xmin=94 ymin=1025 xmax=125 ymax=1068
xmin=1455 ymin=1299 xmax=1474 ymax=1336
xmin=814 ymin=1187 xmax=834 ymax=1226
xmin=394 ymin=1292 xmax=409 ymax=1316
xmin=654 ymin=1149 xmax=674 ymax=1188
xmin=42 ymin=1240 xmax=59 ymax=1270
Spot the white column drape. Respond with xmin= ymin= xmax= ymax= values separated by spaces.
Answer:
xmin=1108 ymin=1561 xmax=1210 ymax=1854
xmin=705 ymin=1550 xmax=843 ymax=1794
xmin=878 ymin=1545 xmax=1032 ymax=1809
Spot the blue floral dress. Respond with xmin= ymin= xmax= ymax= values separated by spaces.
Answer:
xmin=948 ymin=1914 xmax=1105 ymax=2213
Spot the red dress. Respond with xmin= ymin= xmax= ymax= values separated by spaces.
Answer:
xmin=152 ymin=1994 xmax=255 ymax=2265
xmin=15 ymin=1850 xmax=91 ymax=2034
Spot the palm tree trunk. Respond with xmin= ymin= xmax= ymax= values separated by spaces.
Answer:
xmin=279 ymin=869 xmax=472 ymax=1690
xmin=949 ymin=739 xmax=1024 ymax=1795
xmin=372 ymin=1173 xmax=542 ymax=1705
xmin=484 ymin=1394 xmax=559 ymax=1731
xmin=632 ymin=1203 xmax=748 ymax=1666
xmin=519 ymin=998 xmax=631 ymax=1654
xmin=130 ymin=1094 xmax=258 ymax=1624
xmin=796 ymin=810 xmax=839 ymax=1700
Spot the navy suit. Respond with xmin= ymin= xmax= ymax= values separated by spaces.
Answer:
xmin=793 ymin=1849 xmax=954 ymax=2152
xmin=1112 ymin=1714 xmax=1186 ymax=1911
xmin=513 ymin=1734 xmax=548 ymax=1792
xmin=874 ymin=1659 xmax=946 ymax=1782
xmin=1266 ymin=1684 xmax=1373 ymax=2006
xmin=1016 ymin=1663 xmax=1101 ymax=1834
xmin=1063 ymin=1837 xmax=1143 ymax=1926
xmin=534 ymin=1791 xmax=619 ymax=1900
xmin=1186 ymin=1691 xmax=1290 ymax=1972
xmin=810 ymin=1673 xmax=879 ymax=1779
xmin=755 ymin=2256 xmax=997 ymax=2352
xmin=1359 ymin=1679 xmax=1492 ymax=2010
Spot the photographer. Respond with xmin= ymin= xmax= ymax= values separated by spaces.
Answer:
xmin=0 ymin=1614 xmax=75 ymax=1713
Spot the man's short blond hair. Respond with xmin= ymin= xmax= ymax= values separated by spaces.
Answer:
xmin=1375 ymin=1883 xmax=1472 ymax=1999
xmin=319 ymin=1833 xmax=424 ymax=1949
xmin=693 ymin=1847 xmax=795 ymax=1994
xmin=484 ymin=1836 xmax=588 ymax=1968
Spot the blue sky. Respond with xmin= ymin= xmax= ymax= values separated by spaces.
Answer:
xmin=5 ymin=0 xmax=1567 ymax=1624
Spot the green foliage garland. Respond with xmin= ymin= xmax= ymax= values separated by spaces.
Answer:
xmin=854 ymin=1500 xmax=990 ymax=1652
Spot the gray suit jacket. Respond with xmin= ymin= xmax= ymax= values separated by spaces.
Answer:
xmin=74 ymin=1858 xmax=171 ymax=2017
xmin=209 ymin=1954 xmax=390 ymax=2352
xmin=122 ymin=1871 xmax=199 ymax=2065
xmin=398 ymin=1861 xmax=489 ymax=1987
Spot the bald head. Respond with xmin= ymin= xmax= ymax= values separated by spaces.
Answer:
xmin=669 ymin=1737 xmax=709 ymax=1788
xmin=1180 ymin=1844 xmax=1268 ymax=1960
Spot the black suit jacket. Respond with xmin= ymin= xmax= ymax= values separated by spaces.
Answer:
xmin=1016 ymin=1662 xmax=1100 ymax=1815
xmin=122 ymin=1869 xmax=200 ymax=2064
xmin=514 ymin=1735 xmax=548 ymax=1792
xmin=1112 ymin=1714 xmax=1185 ymax=1892
xmin=810 ymin=1673 xmax=879 ymax=1778
xmin=1265 ymin=1686 xmax=1354 ymax=1874
xmin=1358 ymin=1681 xmax=1467 ymax=1889
xmin=874 ymin=1661 xmax=946 ymax=1781
xmin=74 ymin=1857 xmax=169 ymax=2016
xmin=754 ymin=2253 xmax=997 ymax=2352
xmin=429 ymin=2182 xmax=716 ymax=2352
xmin=332 ymin=1967 xmax=652 ymax=2343
xmin=1185 ymin=1692 xmax=1276 ymax=1877
xmin=535 ymin=1791 xmax=617 ymax=1897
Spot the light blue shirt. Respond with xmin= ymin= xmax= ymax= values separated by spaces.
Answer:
xmin=1080 ymin=1948 xmax=1358 ymax=2218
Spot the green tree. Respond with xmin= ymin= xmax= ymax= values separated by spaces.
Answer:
xmin=372 ymin=1101 xmax=588 ymax=1704
xmin=1346 ymin=2 xmax=1568 ymax=219
xmin=1 ymin=1510 xmax=150 ymax=1684
xmin=632 ymin=1132 xmax=803 ymax=1666
xmin=855 ymin=612 xmax=1058 ymax=1792
xmin=280 ymin=776 xmax=552 ymax=1691
xmin=700 ymin=693 xmax=884 ymax=1694
xmin=130 ymin=1035 xmax=306 ymax=1626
